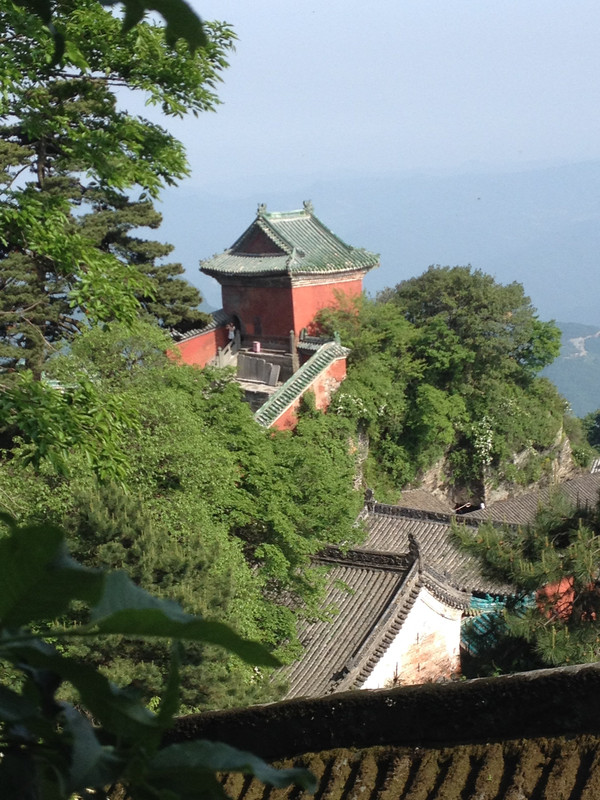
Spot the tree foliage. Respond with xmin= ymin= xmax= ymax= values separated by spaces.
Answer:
xmin=78 ymin=194 xmax=209 ymax=332
xmin=0 ymin=323 xmax=362 ymax=710
xmin=582 ymin=408 xmax=600 ymax=450
xmin=15 ymin=0 xmax=210 ymax=60
xmin=382 ymin=265 xmax=560 ymax=383
xmin=0 ymin=513 xmax=315 ymax=798
xmin=455 ymin=491 xmax=600 ymax=670
xmin=0 ymin=0 xmax=233 ymax=375
xmin=318 ymin=267 xmax=566 ymax=494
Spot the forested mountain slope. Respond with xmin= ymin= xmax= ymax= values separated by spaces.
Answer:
xmin=317 ymin=266 xmax=591 ymax=506
xmin=2 ymin=259 xmax=590 ymax=712
xmin=0 ymin=323 xmax=362 ymax=711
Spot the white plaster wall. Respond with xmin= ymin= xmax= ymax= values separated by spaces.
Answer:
xmin=361 ymin=587 xmax=462 ymax=689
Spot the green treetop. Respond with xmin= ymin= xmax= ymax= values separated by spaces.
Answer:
xmin=0 ymin=0 xmax=234 ymax=375
xmin=318 ymin=267 xmax=566 ymax=494
xmin=77 ymin=193 xmax=209 ymax=332
xmin=382 ymin=265 xmax=561 ymax=386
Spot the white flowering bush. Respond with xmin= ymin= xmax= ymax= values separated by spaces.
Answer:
xmin=333 ymin=392 xmax=370 ymax=420
xmin=471 ymin=416 xmax=494 ymax=468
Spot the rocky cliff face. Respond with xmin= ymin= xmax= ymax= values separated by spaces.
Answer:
xmin=417 ymin=428 xmax=581 ymax=510
xmin=484 ymin=430 xmax=579 ymax=506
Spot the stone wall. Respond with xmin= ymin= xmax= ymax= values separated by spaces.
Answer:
xmin=167 ymin=663 xmax=600 ymax=760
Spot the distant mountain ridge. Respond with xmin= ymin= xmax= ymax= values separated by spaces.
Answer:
xmin=543 ymin=322 xmax=600 ymax=417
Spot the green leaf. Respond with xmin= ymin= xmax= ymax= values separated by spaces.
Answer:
xmin=13 ymin=0 xmax=51 ymax=23
xmin=0 ymin=638 xmax=159 ymax=740
xmin=156 ymin=641 xmax=182 ymax=728
xmin=61 ymin=706 xmax=123 ymax=792
xmin=0 ymin=751 xmax=39 ymax=800
xmin=0 ymin=517 xmax=104 ymax=628
xmin=14 ymin=0 xmax=207 ymax=54
xmin=0 ymin=684 xmax=39 ymax=724
xmin=63 ymin=38 xmax=90 ymax=71
xmin=145 ymin=0 xmax=208 ymax=50
xmin=89 ymin=572 xmax=280 ymax=667
xmin=104 ymin=0 xmax=208 ymax=51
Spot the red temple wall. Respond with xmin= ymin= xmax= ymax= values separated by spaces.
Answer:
xmin=174 ymin=327 xmax=227 ymax=368
xmin=222 ymin=285 xmax=295 ymax=339
xmin=222 ymin=277 xmax=363 ymax=340
xmin=291 ymin=278 xmax=364 ymax=333
xmin=271 ymin=357 xmax=347 ymax=431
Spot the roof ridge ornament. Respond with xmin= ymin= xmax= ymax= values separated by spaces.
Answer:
xmin=302 ymin=200 xmax=314 ymax=214
xmin=257 ymin=202 xmax=267 ymax=216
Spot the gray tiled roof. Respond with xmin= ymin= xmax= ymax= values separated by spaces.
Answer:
xmin=283 ymin=552 xmax=416 ymax=699
xmin=201 ymin=204 xmax=379 ymax=278
xmin=396 ymin=488 xmax=455 ymax=514
xmin=467 ymin=473 xmax=600 ymax=525
xmin=169 ymin=663 xmax=600 ymax=800
xmin=255 ymin=341 xmax=349 ymax=427
xmin=361 ymin=504 xmax=513 ymax=595
xmin=280 ymin=503 xmax=513 ymax=699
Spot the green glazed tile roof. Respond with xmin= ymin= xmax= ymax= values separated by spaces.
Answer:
xmin=170 ymin=309 xmax=230 ymax=342
xmin=201 ymin=201 xmax=379 ymax=277
xmin=255 ymin=340 xmax=349 ymax=427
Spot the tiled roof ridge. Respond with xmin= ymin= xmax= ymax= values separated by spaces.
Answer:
xmin=170 ymin=309 xmax=230 ymax=343
xmin=262 ymin=205 xmax=310 ymax=220
xmin=370 ymin=501 xmax=515 ymax=532
xmin=254 ymin=341 xmax=349 ymax=427
xmin=296 ymin=207 xmax=353 ymax=255
xmin=314 ymin=545 xmax=471 ymax=607
xmin=371 ymin=501 xmax=471 ymax=526
xmin=254 ymin=215 xmax=296 ymax=257
xmin=168 ymin=662 xmax=600 ymax=760
xmin=299 ymin=333 xmax=330 ymax=344
xmin=421 ymin=564 xmax=472 ymax=609
xmin=463 ymin=474 xmax=600 ymax=526
xmin=344 ymin=560 xmax=423 ymax=690
xmin=297 ymin=333 xmax=336 ymax=354
xmin=315 ymin=546 xmax=413 ymax=572
xmin=263 ymin=204 xmax=356 ymax=257
xmin=202 ymin=204 xmax=378 ymax=277
xmin=226 ymin=208 xmax=293 ymax=256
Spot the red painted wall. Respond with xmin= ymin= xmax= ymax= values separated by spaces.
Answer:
xmin=536 ymin=577 xmax=600 ymax=622
xmin=174 ymin=326 xmax=227 ymax=368
xmin=271 ymin=357 xmax=347 ymax=430
xmin=222 ymin=284 xmax=295 ymax=339
xmin=291 ymin=278 xmax=364 ymax=334
xmin=222 ymin=277 xmax=363 ymax=340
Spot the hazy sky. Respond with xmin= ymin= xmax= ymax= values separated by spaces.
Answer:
xmin=141 ymin=1 xmax=600 ymax=326
xmin=166 ymin=0 xmax=600 ymax=187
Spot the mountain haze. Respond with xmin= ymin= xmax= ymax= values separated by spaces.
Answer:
xmin=159 ymin=160 xmax=600 ymax=328
xmin=543 ymin=322 xmax=600 ymax=417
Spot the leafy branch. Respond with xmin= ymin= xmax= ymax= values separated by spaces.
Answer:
xmin=0 ymin=513 xmax=316 ymax=798
xmin=14 ymin=0 xmax=208 ymax=62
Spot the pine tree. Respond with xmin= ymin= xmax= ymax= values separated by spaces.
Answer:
xmin=0 ymin=0 xmax=233 ymax=374
xmin=456 ymin=490 xmax=600 ymax=670
xmin=78 ymin=192 xmax=209 ymax=332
